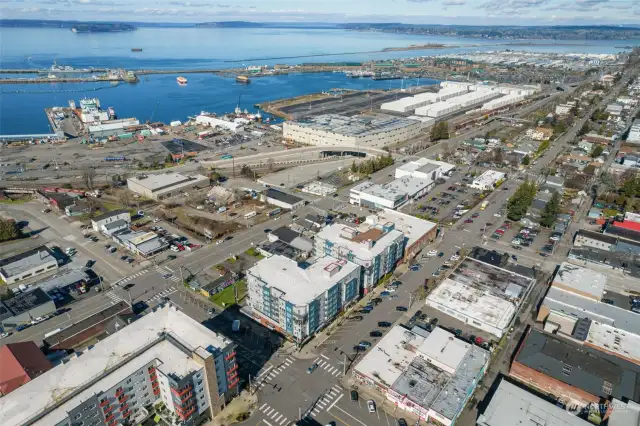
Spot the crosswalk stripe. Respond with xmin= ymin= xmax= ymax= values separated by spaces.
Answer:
xmin=330 ymin=389 xmax=338 ymax=396
xmin=333 ymin=370 xmax=341 ymax=376
xmin=279 ymin=417 xmax=287 ymax=425
xmin=287 ymin=357 xmax=294 ymax=362
xmin=322 ymin=363 xmax=330 ymax=370
xmin=318 ymin=401 xmax=326 ymax=408
xmin=332 ymin=385 xmax=342 ymax=391
xmin=313 ymin=357 xmax=319 ymax=363
xmin=270 ymin=411 xmax=278 ymax=419
xmin=318 ymin=360 xmax=326 ymax=367
xmin=275 ymin=414 xmax=283 ymax=422
xmin=265 ymin=408 xmax=273 ymax=415
xmin=260 ymin=403 xmax=267 ymax=410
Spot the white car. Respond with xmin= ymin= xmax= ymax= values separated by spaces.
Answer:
xmin=494 ymin=213 xmax=502 ymax=217
xmin=367 ymin=400 xmax=376 ymax=413
xmin=385 ymin=287 xmax=396 ymax=293
xmin=31 ymin=317 xmax=46 ymax=325
xmin=0 ymin=332 xmax=9 ymax=340
xmin=170 ymin=246 xmax=180 ymax=252
xmin=427 ymin=250 xmax=438 ymax=257
xmin=153 ymin=218 xmax=161 ymax=223
xmin=550 ymin=236 xmax=561 ymax=241
xmin=450 ymin=255 xmax=460 ymax=261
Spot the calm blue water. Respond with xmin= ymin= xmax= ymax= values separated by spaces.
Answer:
xmin=0 ymin=73 xmax=438 ymax=134
xmin=0 ymin=27 xmax=635 ymax=134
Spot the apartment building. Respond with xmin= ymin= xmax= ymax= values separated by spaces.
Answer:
xmin=246 ymin=255 xmax=361 ymax=344
xmin=314 ymin=222 xmax=405 ymax=294
xmin=0 ymin=305 xmax=239 ymax=426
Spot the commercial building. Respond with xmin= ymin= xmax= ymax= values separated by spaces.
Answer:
xmin=0 ymin=246 xmax=59 ymax=285
xmin=367 ymin=210 xmax=437 ymax=261
xmin=127 ymin=172 xmax=209 ymax=201
xmin=537 ymin=263 xmax=640 ymax=365
xmin=380 ymin=93 xmax=437 ymax=113
xmin=477 ymin=378 xmax=593 ymax=426
xmin=282 ymin=114 xmax=422 ymax=149
xmin=573 ymin=229 xmax=617 ymax=251
xmin=0 ymin=342 xmax=53 ymax=396
xmin=394 ymin=157 xmax=455 ymax=180
xmin=195 ymin=114 xmax=244 ymax=133
xmin=315 ymin=222 xmax=405 ymax=293
xmin=628 ymin=119 xmax=640 ymax=143
xmin=349 ymin=176 xmax=432 ymax=210
xmin=246 ymin=255 xmax=360 ymax=343
xmin=114 ymin=230 xmax=170 ymax=257
xmin=426 ymin=256 xmax=535 ymax=338
xmin=0 ymin=288 xmax=56 ymax=329
xmin=88 ymin=119 xmax=140 ymax=138
xmin=91 ymin=209 xmax=131 ymax=236
xmin=260 ymin=188 xmax=305 ymax=210
xmin=0 ymin=304 xmax=239 ymax=426
xmin=525 ymin=127 xmax=554 ymax=141
xmin=510 ymin=328 xmax=640 ymax=409
xmin=468 ymin=170 xmax=506 ymax=191
xmin=353 ymin=326 xmax=489 ymax=425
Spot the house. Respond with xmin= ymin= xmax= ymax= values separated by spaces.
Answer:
xmin=525 ymin=127 xmax=553 ymax=141
xmin=91 ymin=209 xmax=131 ymax=236
xmin=64 ymin=201 xmax=92 ymax=217
xmin=260 ymin=188 xmax=305 ymax=210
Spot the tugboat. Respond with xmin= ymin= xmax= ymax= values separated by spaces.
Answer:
xmin=177 ymin=76 xmax=188 ymax=85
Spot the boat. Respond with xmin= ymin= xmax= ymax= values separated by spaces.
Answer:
xmin=236 ymin=75 xmax=250 ymax=84
xmin=47 ymin=73 xmax=57 ymax=79
xmin=371 ymin=72 xmax=402 ymax=81
xmin=107 ymin=107 xmax=117 ymax=119
xmin=177 ymin=76 xmax=188 ymax=85
xmin=131 ymin=48 xmax=143 ymax=52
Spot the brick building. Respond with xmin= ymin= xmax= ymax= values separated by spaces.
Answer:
xmin=510 ymin=329 xmax=640 ymax=409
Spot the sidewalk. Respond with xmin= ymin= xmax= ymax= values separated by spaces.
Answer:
xmin=206 ymin=391 xmax=258 ymax=426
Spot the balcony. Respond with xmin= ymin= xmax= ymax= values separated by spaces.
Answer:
xmin=122 ymin=410 xmax=132 ymax=418
xmin=224 ymin=351 xmax=236 ymax=361
xmin=119 ymin=403 xmax=129 ymax=412
xmin=99 ymin=399 xmax=110 ymax=408
xmin=149 ymin=372 xmax=158 ymax=381
xmin=105 ymin=413 xmax=115 ymax=423
xmin=118 ymin=394 xmax=129 ymax=404
xmin=173 ymin=391 xmax=193 ymax=404
xmin=177 ymin=406 xmax=196 ymax=420
xmin=228 ymin=377 xmax=239 ymax=388
xmin=115 ymin=388 xmax=124 ymax=397
xmin=227 ymin=364 xmax=239 ymax=375
xmin=103 ymin=405 xmax=114 ymax=414
xmin=171 ymin=384 xmax=192 ymax=397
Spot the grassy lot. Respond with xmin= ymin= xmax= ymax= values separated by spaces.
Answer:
xmin=210 ymin=280 xmax=247 ymax=307
xmin=244 ymin=247 xmax=265 ymax=259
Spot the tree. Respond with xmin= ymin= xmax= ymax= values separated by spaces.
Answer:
xmin=493 ymin=148 xmax=503 ymax=165
xmin=540 ymin=191 xmax=560 ymax=228
xmin=522 ymin=155 xmax=531 ymax=166
xmin=591 ymin=145 xmax=604 ymax=158
xmin=267 ymin=158 xmax=275 ymax=172
xmin=119 ymin=190 xmax=131 ymax=207
xmin=0 ymin=219 xmax=20 ymax=242
xmin=165 ymin=153 xmax=174 ymax=164
xmin=430 ymin=122 xmax=449 ymax=142
xmin=507 ymin=179 xmax=537 ymax=221
xmin=82 ymin=167 xmax=95 ymax=190
xmin=579 ymin=121 xmax=590 ymax=136
xmin=240 ymin=164 xmax=255 ymax=179
xmin=351 ymin=161 xmax=357 ymax=173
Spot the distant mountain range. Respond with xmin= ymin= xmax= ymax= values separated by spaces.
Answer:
xmin=2 ymin=19 xmax=640 ymax=40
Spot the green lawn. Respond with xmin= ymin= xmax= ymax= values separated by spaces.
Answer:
xmin=210 ymin=280 xmax=247 ymax=307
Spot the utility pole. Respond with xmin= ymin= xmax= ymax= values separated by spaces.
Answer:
xmin=298 ymin=407 xmax=302 ymax=421
xmin=343 ymin=353 xmax=347 ymax=375
xmin=180 ymin=266 xmax=184 ymax=286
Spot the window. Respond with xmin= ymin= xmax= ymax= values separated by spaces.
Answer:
xmin=562 ymin=364 xmax=573 ymax=376
xmin=126 ymin=379 xmax=132 ymax=384
xmin=143 ymin=392 xmax=149 ymax=397
xmin=603 ymin=381 xmax=613 ymax=395
xmin=89 ymin=404 xmax=96 ymax=409
xmin=74 ymin=413 xmax=82 ymax=420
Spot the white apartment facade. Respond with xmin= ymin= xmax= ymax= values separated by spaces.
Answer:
xmin=468 ymin=170 xmax=506 ymax=191
xmin=246 ymin=255 xmax=361 ymax=344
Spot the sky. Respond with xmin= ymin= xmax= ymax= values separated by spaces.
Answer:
xmin=1 ymin=0 xmax=640 ymax=25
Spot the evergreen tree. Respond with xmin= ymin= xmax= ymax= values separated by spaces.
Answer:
xmin=0 ymin=219 xmax=20 ymax=243
xmin=540 ymin=191 xmax=560 ymax=228
xmin=591 ymin=145 xmax=603 ymax=158
xmin=522 ymin=155 xmax=531 ymax=165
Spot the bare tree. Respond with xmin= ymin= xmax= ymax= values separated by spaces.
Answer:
xmin=267 ymin=158 xmax=275 ymax=172
xmin=119 ymin=190 xmax=131 ymax=207
xmin=82 ymin=167 xmax=95 ymax=189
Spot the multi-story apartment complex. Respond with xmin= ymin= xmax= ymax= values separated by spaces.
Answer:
xmin=314 ymin=222 xmax=405 ymax=294
xmin=0 ymin=305 xmax=239 ymax=426
xmin=246 ymin=255 xmax=361 ymax=344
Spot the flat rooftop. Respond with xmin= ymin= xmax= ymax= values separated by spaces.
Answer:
xmin=417 ymin=327 xmax=471 ymax=373
xmin=247 ymin=255 xmax=360 ymax=306
xmin=128 ymin=172 xmax=208 ymax=194
xmin=0 ymin=246 xmax=55 ymax=279
xmin=354 ymin=325 xmax=427 ymax=388
xmin=514 ymin=329 xmax=640 ymax=403
xmin=553 ymin=262 xmax=606 ymax=299
xmin=543 ymin=286 xmax=640 ymax=335
xmin=353 ymin=175 xmax=432 ymax=201
xmin=91 ymin=209 xmax=129 ymax=223
xmin=477 ymin=378 xmax=592 ymax=426
xmin=392 ymin=333 xmax=488 ymax=420
xmin=264 ymin=188 xmax=304 ymax=206
xmin=448 ymin=256 xmax=534 ymax=303
xmin=471 ymin=170 xmax=506 ymax=186
xmin=0 ymin=305 xmax=233 ymax=426
xmin=427 ymin=278 xmax=516 ymax=333
xmin=365 ymin=209 xmax=436 ymax=249
xmin=36 ymin=269 xmax=91 ymax=293
xmin=288 ymin=114 xmax=418 ymax=137
xmin=316 ymin=223 xmax=404 ymax=262
xmin=1 ymin=288 xmax=52 ymax=317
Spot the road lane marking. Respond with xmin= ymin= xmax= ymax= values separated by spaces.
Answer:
xmin=333 ymin=384 xmax=343 ymax=391
xmin=275 ymin=414 xmax=283 ymax=422
xmin=260 ymin=403 xmax=267 ymax=410
xmin=270 ymin=411 xmax=278 ymax=419
xmin=321 ymin=353 xmax=329 ymax=359
xmin=330 ymin=389 xmax=338 ymax=396
xmin=278 ymin=417 xmax=287 ymax=425
xmin=318 ymin=401 xmax=327 ymax=408
xmin=331 ymin=406 xmax=367 ymax=426
xmin=262 ymin=420 xmax=274 ymax=426
xmin=327 ymin=393 xmax=343 ymax=411
xmin=313 ymin=357 xmax=319 ymax=363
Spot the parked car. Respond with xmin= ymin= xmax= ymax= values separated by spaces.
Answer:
xmin=398 ymin=420 xmax=408 ymax=426
xmin=396 ymin=306 xmax=408 ymax=312
xmin=378 ymin=321 xmax=392 ymax=327
xmin=358 ymin=341 xmax=372 ymax=348
xmin=370 ymin=331 xmax=382 ymax=337
xmin=307 ymin=363 xmax=318 ymax=374
xmin=350 ymin=390 xmax=359 ymax=402
xmin=367 ymin=400 xmax=376 ymax=413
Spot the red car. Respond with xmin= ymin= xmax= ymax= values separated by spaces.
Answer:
xmin=472 ymin=213 xmax=480 ymax=218
xmin=495 ymin=228 xmax=506 ymax=235
xmin=464 ymin=219 xmax=474 ymax=223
